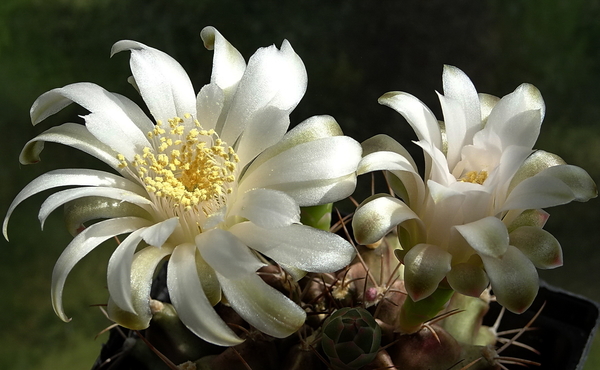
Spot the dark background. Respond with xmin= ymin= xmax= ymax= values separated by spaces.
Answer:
xmin=1 ymin=0 xmax=599 ymax=368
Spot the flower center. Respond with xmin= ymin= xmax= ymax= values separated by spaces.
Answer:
xmin=118 ymin=115 xmax=239 ymax=215
xmin=459 ymin=170 xmax=488 ymax=185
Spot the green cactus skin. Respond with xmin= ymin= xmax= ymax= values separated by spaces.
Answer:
xmin=321 ymin=307 xmax=382 ymax=370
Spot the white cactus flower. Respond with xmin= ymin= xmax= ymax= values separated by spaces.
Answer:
xmin=4 ymin=27 xmax=360 ymax=346
xmin=352 ymin=65 xmax=596 ymax=313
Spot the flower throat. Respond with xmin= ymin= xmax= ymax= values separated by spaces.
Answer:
xmin=118 ymin=115 xmax=239 ymax=213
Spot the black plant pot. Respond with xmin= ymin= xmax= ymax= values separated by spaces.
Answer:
xmin=91 ymin=277 xmax=600 ymax=370
xmin=483 ymin=281 xmax=600 ymax=370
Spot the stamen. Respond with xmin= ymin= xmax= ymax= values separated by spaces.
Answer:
xmin=459 ymin=170 xmax=488 ymax=185
xmin=116 ymin=116 xmax=239 ymax=215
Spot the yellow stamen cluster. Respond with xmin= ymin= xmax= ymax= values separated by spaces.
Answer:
xmin=118 ymin=116 xmax=239 ymax=213
xmin=459 ymin=170 xmax=488 ymax=185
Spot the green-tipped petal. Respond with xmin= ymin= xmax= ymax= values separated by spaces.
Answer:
xmin=52 ymin=217 xmax=152 ymax=322
xmin=218 ymin=271 xmax=306 ymax=339
xmin=353 ymin=195 xmax=421 ymax=246
xmin=168 ymin=243 xmax=243 ymax=346
xmin=404 ymin=243 xmax=452 ymax=301
xmin=481 ymin=245 xmax=539 ymax=313
xmin=454 ymin=217 xmax=509 ymax=258
xmin=510 ymin=226 xmax=562 ymax=269
xmin=108 ymin=243 xmax=173 ymax=329
xmin=446 ymin=263 xmax=489 ymax=297
xmin=508 ymin=150 xmax=566 ymax=192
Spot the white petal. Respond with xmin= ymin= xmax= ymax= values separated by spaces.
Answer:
xmin=111 ymin=40 xmax=197 ymax=124
xmin=38 ymin=186 xmax=152 ymax=230
xmin=486 ymin=83 xmax=545 ymax=133
xmin=30 ymin=82 xmax=152 ymax=159
xmin=238 ymin=136 xmax=361 ymax=206
xmin=491 ymin=110 xmax=542 ymax=151
xmin=107 ymin=217 xmax=178 ymax=314
xmin=200 ymin=26 xmax=246 ymax=91
xmin=454 ymin=217 xmax=509 ymax=259
xmin=167 ymin=243 xmax=243 ymax=346
xmin=403 ymin=243 xmax=453 ymax=301
xmin=442 ymin=65 xmax=481 ymax=147
xmin=352 ymin=196 xmax=421 ymax=246
xmin=218 ymin=271 xmax=306 ymax=338
xmin=235 ymin=106 xmax=291 ymax=165
xmin=229 ymin=188 xmax=300 ymax=228
xmin=3 ymin=169 xmax=145 ymax=240
xmin=502 ymin=171 xmax=581 ymax=211
xmin=108 ymin=243 xmax=173 ymax=330
xmin=107 ymin=228 xmax=146 ymax=313
xmin=510 ymin=226 xmax=562 ymax=269
xmin=438 ymin=92 xmax=469 ymax=171
xmin=479 ymin=93 xmax=500 ymax=125
xmin=51 ymin=217 xmax=152 ymax=321
xmin=539 ymin=164 xmax=597 ymax=202
xmin=229 ymin=222 xmax=356 ymax=273
xmin=378 ymin=92 xmax=442 ymax=150
xmin=140 ymin=217 xmax=179 ymax=247
xmin=220 ymin=40 xmax=306 ymax=145
xmin=63 ymin=197 xmax=152 ymax=237
xmin=197 ymin=229 xmax=265 ymax=279
xmin=196 ymin=83 xmax=225 ymax=131
xmin=242 ymin=115 xmax=345 ymax=172
xmin=357 ymin=151 xmax=424 ymax=208
xmin=19 ymin=123 xmax=121 ymax=171
xmin=507 ymin=150 xmax=566 ymax=193
xmin=481 ymin=245 xmax=539 ymax=314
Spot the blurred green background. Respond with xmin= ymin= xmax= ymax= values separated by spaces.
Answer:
xmin=1 ymin=0 xmax=600 ymax=369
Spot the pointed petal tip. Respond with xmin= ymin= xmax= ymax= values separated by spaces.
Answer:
xmin=200 ymin=26 xmax=217 ymax=50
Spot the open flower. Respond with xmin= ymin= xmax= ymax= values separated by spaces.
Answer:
xmin=4 ymin=27 xmax=361 ymax=346
xmin=353 ymin=65 xmax=596 ymax=313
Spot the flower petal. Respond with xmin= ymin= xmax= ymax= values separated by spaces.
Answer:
xmin=219 ymin=39 xmax=307 ymax=145
xmin=38 ymin=186 xmax=152 ymax=230
xmin=508 ymin=150 xmax=566 ymax=193
xmin=19 ymin=123 xmax=121 ymax=171
xmin=167 ymin=243 xmax=243 ymax=346
xmin=242 ymin=115 xmax=344 ymax=171
xmin=238 ymin=136 xmax=361 ymax=206
xmin=107 ymin=228 xmax=146 ymax=313
xmin=201 ymin=26 xmax=246 ymax=91
xmin=218 ymin=271 xmax=306 ymax=338
xmin=30 ymin=82 xmax=152 ymax=159
xmin=140 ymin=217 xmax=179 ymax=247
xmin=378 ymin=92 xmax=442 ymax=150
xmin=108 ymin=243 xmax=173 ymax=330
xmin=196 ymin=83 xmax=225 ymax=131
xmin=52 ymin=217 xmax=152 ymax=321
xmin=442 ymin=65 xmax=481 ymax=149
xmin=454 ymin=217 xmax=509 ymax=259
xmin=357 ymin=150 xmax=424 ymax=208
xmin=228 ymin=222 xmax=355 ymax=273
xmin=510 ymin=226 xmax=562 ymax=269
xmin=481 ymin=245 xmax=539 ymax=313
xmin=503 ymin=164 xmax=597 ymax=211
xmin=111 ymin=40 xmax=197 ymax=124
xmin=197 ymin=228 xmax=265 ymax=279
xmin=404 ymin=243 xmax=453 ymax=301
xmin=229 ymin=188 xmax=300 ymax=228
xmin=3 ymin=169 xmax=145 ymax=240
xmin=446 ymin=262 xmax=489 ymax=298
xmin=352 ymin=195 xmax=421 ymax=246
xmin=486 ymin=83 xmax=545 ymax=136
xmin=107 ymin=217 xmax=177 ymax=315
